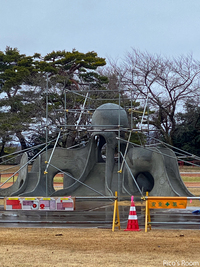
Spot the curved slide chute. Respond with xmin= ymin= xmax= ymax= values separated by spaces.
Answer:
xmin=156 ymin=146 xmax=193 ymax=197
xmin=0 ymin=137 xmax=99 ymax=197
xmin=123 ymin=145 xmax=193 ymax=197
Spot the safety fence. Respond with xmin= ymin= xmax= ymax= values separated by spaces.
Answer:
xmin=178 ymin=160 xmax=200 ymax=167
xmin=0 ymin=192 xmax=120 ymax=232
xmin=144 ymin=194 xmax=200 ymax=232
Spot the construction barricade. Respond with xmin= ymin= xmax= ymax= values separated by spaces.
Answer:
xmin=4 ymin=196 xmax=75 ymax=211
xmin=3 ymin=192 xmax=120 ymax=231
xmin=144 ymin=194 xmax=200 ymax=232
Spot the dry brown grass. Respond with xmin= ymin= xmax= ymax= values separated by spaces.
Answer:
xmin=0 ymin=228 xmax=200 ymax=267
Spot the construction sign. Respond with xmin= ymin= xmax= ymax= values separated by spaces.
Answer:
xmin=4 ymin=197 xmax=74 ymax=211
xmin=148 ymin=197 xmax=187 ymax=209
xmin=145 ymin=196 xmax=188 ymax=232
xmin=5 ymin=198 xmax=22 ymax=210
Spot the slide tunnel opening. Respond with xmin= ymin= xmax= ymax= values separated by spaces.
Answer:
xmin=135 ymin=171 xmax=154 ymax=193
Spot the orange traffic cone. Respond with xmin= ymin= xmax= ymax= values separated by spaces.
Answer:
xmin=124 ymin=196 xmax=141 ymax=231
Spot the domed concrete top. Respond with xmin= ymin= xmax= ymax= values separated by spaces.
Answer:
xmin=91 ymin=103 xmax=129 ymax=129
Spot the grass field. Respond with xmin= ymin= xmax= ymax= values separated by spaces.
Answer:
xmin=179 ymin=165 xmax=200 ymax=172
xmin=180 ymin=176 xmax=200 ymax=182
xmin=0 ymin=228 xmax=199 ymax=267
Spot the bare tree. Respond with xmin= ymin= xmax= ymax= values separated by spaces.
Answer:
xmin=115 ymin=49 xmax=200 ymax=144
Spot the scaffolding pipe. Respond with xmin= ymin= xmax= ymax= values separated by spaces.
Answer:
xmin=44 ymin=131 xmax=61 ymax=174
xmin=117 ymin=75 xmax=121 ymax=198
xmin=140 ymin=93 xmax=149 ymax=129
xmin=119 ymin=130 xmax=132 ymax=172
xmin=0 ymin=143 xmax=49 ymax=188
xmin=50 ymin=163 xmax=105 ymax=196
xmin=120 ymin=151 xmax=144 ymax=197
xmin=76 ymin=92 xmax=89 ymax=129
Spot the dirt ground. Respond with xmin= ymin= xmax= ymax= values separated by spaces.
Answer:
xmin=0 ymin=228 xmax=200 ymax=267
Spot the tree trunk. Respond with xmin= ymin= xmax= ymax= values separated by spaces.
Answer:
xmin=0 ymin=140 xmax=5 ymax=162
xmin=16 ymin=131 xmax=27 ymax=150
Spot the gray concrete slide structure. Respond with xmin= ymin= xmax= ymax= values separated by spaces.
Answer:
xmin=156 ymin=146 xmax=193 ymax=196
xmin=123 ymin=145 xmax=193 ymax=197
xmin=16 ymin=136 xmax=98 ymax=197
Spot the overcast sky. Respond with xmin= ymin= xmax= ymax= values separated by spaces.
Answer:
xmin=1 ymin=0 xmax=200 ymax=62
